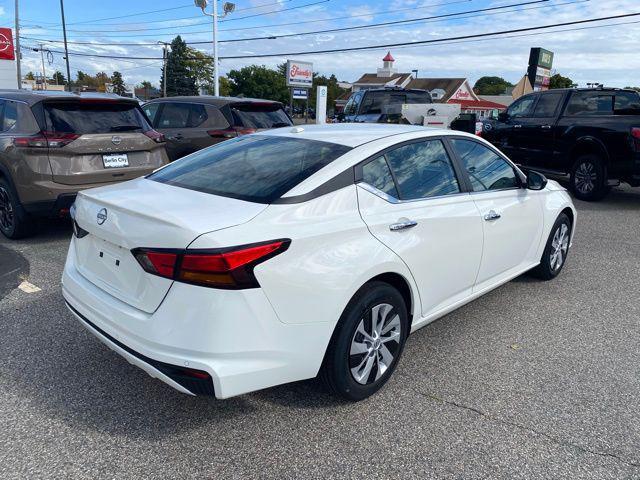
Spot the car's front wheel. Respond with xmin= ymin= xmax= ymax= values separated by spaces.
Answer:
xmin=531 ymin=213 xmax=572 ymax=280
xmin=321 ymin=281 xmax=409 ymax=401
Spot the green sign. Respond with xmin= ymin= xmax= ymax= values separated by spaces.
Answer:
xmin=535 ymin=48 xmax=554 ymax=69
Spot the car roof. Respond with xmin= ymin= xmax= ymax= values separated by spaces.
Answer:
xmin=257 ymin=123 xmax=447 ymax=148
xmin=145 ymin=95 xmax=284 ymax=107
xmin=0 ymin=89 xmax=140 ymax=105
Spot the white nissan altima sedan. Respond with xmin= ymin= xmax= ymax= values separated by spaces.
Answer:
xmin=62 ymin=124 xmax=576 ymax=401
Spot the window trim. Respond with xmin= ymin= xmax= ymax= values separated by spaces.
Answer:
xmin=443 ymin=135 xmax=527 ymax=194
xmin=354 ymin=136 xmax=470 ymax=203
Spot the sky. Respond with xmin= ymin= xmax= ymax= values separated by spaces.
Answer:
xmin=2 ymin=0 xmax=640 ymax=89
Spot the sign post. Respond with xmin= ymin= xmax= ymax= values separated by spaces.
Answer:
xmin=316 ymin=86 xmax=327 ymax=125
xmin=527 ymin=47 xmax=554 ymax=91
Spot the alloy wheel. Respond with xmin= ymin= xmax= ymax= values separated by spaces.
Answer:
xmin=550 ymin=223 xmax=569 ymax=271
xmin=349 ymin=303 xmax=402 ymax=385
xmin=0 ymin=186 xmax=14 ymax=232
xmin=574 ymin=162 xmax=597 ymax=195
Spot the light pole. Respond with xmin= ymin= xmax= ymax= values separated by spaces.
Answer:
xmin=60 ymin=0 xmax=72 ymax=91
xmin=14 ymin=0 xmax=21 ymax=88
xmin=194 ymin=0 xmax=235 ymax=96
xmin=158 ymin=41 xmax=168 ymax=97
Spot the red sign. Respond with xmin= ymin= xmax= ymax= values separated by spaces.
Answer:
xmin=453 ymin=89 xmax=470 ymax=100
xmin=0 ymin=28 xmax=15 ymax=61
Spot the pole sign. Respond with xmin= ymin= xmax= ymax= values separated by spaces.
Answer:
xmin=286 ymin=60 xmax=313 ymax=87
xmin=527 ymin=47 xmax=553 ymax=91
xmin=292 ymin=88 xmax=308 ymax=99
xmin=0 ymin=28 xmax=15 ymax=61
xmin=316 ymin=86 xmax=327 ymax=125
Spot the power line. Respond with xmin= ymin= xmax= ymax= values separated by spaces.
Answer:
xmin=22 ymin=4 xmax=193 ymax=26
xmin=21 ymin=0 xmax=331 ymax=33
xmin=20 ymin=0 xmax=569 ymax=46
xmin=19 ymin=0 xmax=473 ymax=38
xmin=19 ymin=12 xmax=640 ymax=62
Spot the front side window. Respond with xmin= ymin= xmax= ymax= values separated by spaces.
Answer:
xmin=532 ymin=93 xmax=563 ymax=117
xmin=149 ymin=135 xmax=351 ymax=203
xmin=565 ymin=92 xmax=614 ymax=116
xmin=143 ymin=103 xmax=160 ymax=125
xmin=362 ymin=156 xmax=398 ymax=198
xmin=450 ymin=138 xmax=519 ymax=191
xmin=507 ymin=95 xmax=536 ymax=118
xmin=384 ymin=140 xmax=460 ymax=200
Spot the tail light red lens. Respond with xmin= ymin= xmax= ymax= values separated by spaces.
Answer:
xmin=13 ymin=131 xmax=79 ymax=148
xmin=132 ymin=239 xmax=290 ymax=289
xmin=631 ymin=127 xmax=640 ymax=151
xmin=144 ymin=129 xmax=165 ymax=143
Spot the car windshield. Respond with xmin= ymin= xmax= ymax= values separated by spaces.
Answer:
xmin=43 ymin=101 xmax=151 ymax=134
xmin=148 ymin=135 xmax=351 ymax=203
xmin=230 ymin=103 xmax=291 ymax=128
xmin=360 ymin=91 xmax=431 ymax=115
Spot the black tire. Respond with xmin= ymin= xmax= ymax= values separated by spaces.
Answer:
xmin=0 ymin=178 xmax=34 ymax=240
xmin=531 ymin=213 xmax=572 ymax=281
xmin=570 ymin=154 xmax=608 ymax=201
xmin=320 ymin=281 xmax=409 ymax=401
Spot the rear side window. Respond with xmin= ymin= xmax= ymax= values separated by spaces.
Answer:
xmin=565 ymin=92 xmax=613 ymax=116
xmin=384 ymin=140 xmax=460 ymax=200
xmin=532 ymin=93 xmax=562 ymax=117
xmin=614 ymin=91 xmax=640 ymax=111
xmin=143 ymin=103 xmax=160 ymax=125
xmin=43 ymin=102 xmax=151 ymax=134
xmin=362 ymin=156 xmax=399 ymax=198
xmin=231 ymin=103 xmax=291 ymax=129
xmin=157 ymin=103 xmax=208 ymax=128
xmin=450 ymin=138 xmax=518 ymax=191
xmin=149 ymin=135 xmax=351 ymax=203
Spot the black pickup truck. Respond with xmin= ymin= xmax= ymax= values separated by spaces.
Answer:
xmin=482 ymin=87 xmax=640 ymax=200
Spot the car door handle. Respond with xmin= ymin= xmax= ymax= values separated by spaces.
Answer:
xmin=167 ymin=133 xmax=184 ymax=140
xmin=389 ymin=220 xmax=418 ymax=231
xmin=513 ymin=124 xmax=522 ymax=129
xmin=484 ymin=210 xmax=501 ymax=221
xmin=541 ymin=125 xmax=552 ymax=129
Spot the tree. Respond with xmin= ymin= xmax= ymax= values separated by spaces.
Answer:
xmin=624 ymin=86 xmax=640 ymax=92
xmin=218 ymin=76 xmax=232 ymax=97
xmin=138 ymin=80 xmax=153 ymax=89
xmin=184 ymin=47 xmax=214 ymax=93
xmin=227 ymin=65 xmax=289 ymax=103
xmin=473 ymin=76 xmax=513 ymax=95
xmin=51 ymin=71 xmax=66 ymax=85
xmin=310 ymin=73 xmax=348 ymax=112
xmin=549 ymin=73 xmax=577 ymax=89
xmin=24 ymin=71 xmax=35 ymax=80
xmin=160 ymin=36 xmax=198 ymax=96
xmin=111 ymin=71 xmax=126 ymax=96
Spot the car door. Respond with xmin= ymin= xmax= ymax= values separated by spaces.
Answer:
xmin=152 ymin=102 xmax=211 ymax=161
xmin=356 ymin=138 xmax=483 ymax=318
xmin=520 ymin=91 xmax=565 ymax=172
xmin=447 ymin=137 xmax=543 ymax=290
xmin=492 ymin=94 xmax=537 ymax=164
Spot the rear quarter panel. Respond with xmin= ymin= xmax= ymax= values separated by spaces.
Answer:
xmin=188 ymin=185 xmax=421 ymax=327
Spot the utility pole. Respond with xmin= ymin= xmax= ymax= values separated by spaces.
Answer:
xmin=159 ymin=42 xmax=168 ymax=97
xmin=39 ymin=43 xmax=47 ymax=90
xmin=59 ymin=0 xmax=72 ymax=91
xmin=14 ymin=0 xmax=21 ymax=88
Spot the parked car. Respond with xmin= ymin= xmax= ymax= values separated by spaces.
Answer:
xmin=0 ymin=90 xmax=169 ymax=239
xmin=142 ymin=96 xmax=292 ymax=161
xmin=63 ymin=124 xmax=576 ymax=401
xmin=481 ymin=87 xmax=640 ymax=201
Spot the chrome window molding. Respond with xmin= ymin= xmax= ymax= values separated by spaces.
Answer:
xmin=357 ymin=181 xmax=470 ymax=204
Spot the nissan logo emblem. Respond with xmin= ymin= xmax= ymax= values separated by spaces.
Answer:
xmin=97 ymin=208 xmax=108 ymax=225
xmin=111 ymin=135 xmax=122 ymax=146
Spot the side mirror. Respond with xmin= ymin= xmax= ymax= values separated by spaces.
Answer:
xmin=498 ymin=112 xmax=509 ymax=122
xmin=526 ymin=170 xmax=547 ymax=190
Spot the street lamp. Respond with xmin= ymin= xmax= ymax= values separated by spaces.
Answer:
xmin=194 ymin=0 xmax=235 ymax=96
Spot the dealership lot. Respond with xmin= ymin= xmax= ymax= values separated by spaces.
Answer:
xmin=1 ymin=186 xmax=639 ymax=479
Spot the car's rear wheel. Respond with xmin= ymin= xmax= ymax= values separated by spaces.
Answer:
xmin=531 ymin=213 xmax=572 ymax=280
xmin=570 ymin=154 xmax=608 ymax=201
xmin=0 ymin=178 xmax=34 ymax=240
xmin=320 ymin=281 xmax=409 ymax=401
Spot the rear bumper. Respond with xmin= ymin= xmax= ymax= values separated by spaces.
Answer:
xmin=23 ymin=193 xmax=77 ymax=217
xmin=61 ymin=240 xmax=333 ymax=398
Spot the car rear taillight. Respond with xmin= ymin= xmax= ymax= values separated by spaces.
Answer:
xmin=631 ymin=127 xmax=640 ymax=151
xmin=132 ymin=239 xmax=290 ymax=289
xmin=144 ymin=129 xmax=165 ymax=143
xmin=13 ymin=131 xmax=79 ymax=148
xmin=207 ymin=127 xmax=256 ymax=139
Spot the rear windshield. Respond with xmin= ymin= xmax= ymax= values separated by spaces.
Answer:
xmin=43 ymin=101 xmax=151 ymax=134
xmin=230 ymin=103 xmax=291 ymax=129
xmin=360 ymin=90 xmax=432 ymax=115
xmin=148 ymin=135 xmax=351 ymax=203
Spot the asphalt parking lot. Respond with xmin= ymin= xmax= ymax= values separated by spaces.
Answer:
xmin=1 ymin=186 xmax=640 ymax=479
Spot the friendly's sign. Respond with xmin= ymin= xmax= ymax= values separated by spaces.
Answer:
xmin=286 ymin=60 xmax=313 ymax=87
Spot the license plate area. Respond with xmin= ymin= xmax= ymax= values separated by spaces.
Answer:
xmin=103 ymin=153 xmax=129 ymax=168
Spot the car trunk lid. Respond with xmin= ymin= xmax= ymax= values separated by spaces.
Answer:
xmin=72 ymin=178 xmax=267 ymax=313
